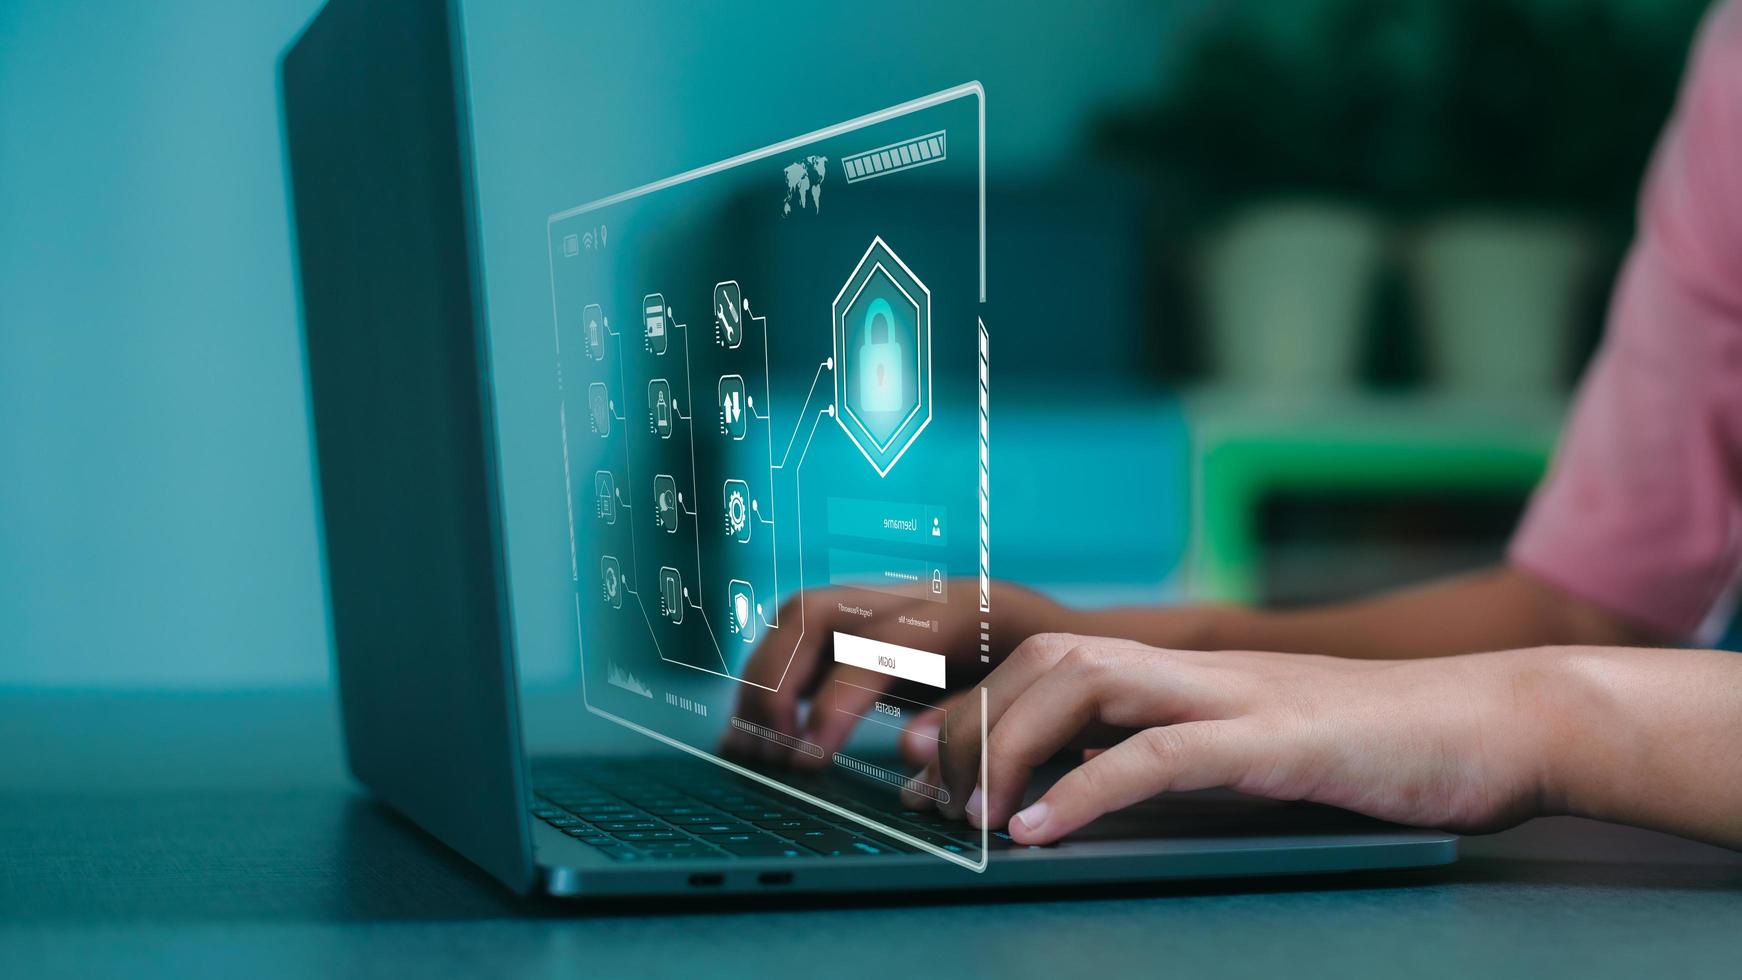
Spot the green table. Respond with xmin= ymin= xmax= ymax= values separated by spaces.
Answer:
xmin=3 ymin=691 xmax=1738 ymax=978
xmin=1186 ymin=392 xmax=1563 ymax=602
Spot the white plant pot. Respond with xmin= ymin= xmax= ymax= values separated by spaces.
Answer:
xmin=1200 ymin=200 xmax=1386 ymax=392
xmin=1409 ymin=213 xmax=1595 ymax=394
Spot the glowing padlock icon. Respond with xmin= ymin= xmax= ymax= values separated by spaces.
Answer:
xmin=858 ymin=298 xmax=903 ymax=413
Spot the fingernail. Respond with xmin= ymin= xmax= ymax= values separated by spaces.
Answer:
xmin=965 ymin=787 xmax=983 ymax=827
xmin=1011 ymin=801 xmax=1050 ymax=839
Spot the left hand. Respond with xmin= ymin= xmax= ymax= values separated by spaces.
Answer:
xmin=905 ymin=633 xmax=1559 ymax=844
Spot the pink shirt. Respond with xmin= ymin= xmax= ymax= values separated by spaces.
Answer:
xmin=1510 ymin=1 xmax=1742 ymax=643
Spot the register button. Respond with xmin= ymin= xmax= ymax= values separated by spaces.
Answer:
xmin=832 ymin=632 xmax=947 ymax=689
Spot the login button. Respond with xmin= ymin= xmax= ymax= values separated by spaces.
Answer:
xmin=832 ymin=632 xmax=947 ymax=689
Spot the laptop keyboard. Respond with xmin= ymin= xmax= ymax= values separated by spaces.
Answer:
xmin=530 ymin=757 xmax=1012 ymax=863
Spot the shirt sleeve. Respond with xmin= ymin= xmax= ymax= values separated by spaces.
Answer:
xmin=1508 ymin=1 xmax=1742 ymax=641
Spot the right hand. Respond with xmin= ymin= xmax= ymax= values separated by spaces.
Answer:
xmin=722 ymin=579 xmax=1084 ymax=768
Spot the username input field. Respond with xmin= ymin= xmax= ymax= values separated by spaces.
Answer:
xmin=827 ymin=497 xmax=947 ymax=547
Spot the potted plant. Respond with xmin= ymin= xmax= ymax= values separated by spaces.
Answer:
xmin=1097 ymin=0 xmax=1435 ymax=392
xmin=1406 ymin=0 xmax=1702 ymax=395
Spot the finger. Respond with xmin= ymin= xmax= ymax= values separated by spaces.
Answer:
xmin=730 ymin=592 xmax=843 ymax=744
xmin=792 ymin=666 xmax=896 ymax=767
xmin=900 ymin=693 xmax=962 ymax=767
xmin=932 ymin=634 xmax=1069 ymax=817
xmin=936 ymin=633 xmax=1151 ymax=818
xmin=975 ymin=645 xmax=1228 ymax=828
xmin=1007 ymin=721 xmax=1258 ymax=845
xmin=899 ymin=758 xmax=944 ymax=810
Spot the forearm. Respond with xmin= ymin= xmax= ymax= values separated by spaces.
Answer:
xmin=1537 ymin=646 xmax=1742 ymax=850
xmin=1078 ymin=564 xmax=1657 ymax=660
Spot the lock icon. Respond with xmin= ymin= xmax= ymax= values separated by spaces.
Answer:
xmin=931 ymin=568 xmax=943 ymax=595
xmin=858 ymin=298 xmax=904 ymax=413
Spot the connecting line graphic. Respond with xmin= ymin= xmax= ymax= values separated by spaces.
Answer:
xmin=607 ymin=306 xmax=716 ymax=670
xmin=773 ymin=360 xmax=830 ymax=471
xmin=605 ymin=324 xmax=659 ymax=611
xmin=743 ymin=305 xmax=785 ymax=631
xmin=671 ymin=315 xmax=733 ymax=674
xmin=756 ymin=355 xmax=831 ymax=631
xmin=770 ymin=402 xmax=833 ymax=689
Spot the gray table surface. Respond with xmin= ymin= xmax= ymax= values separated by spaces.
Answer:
xmin=3 ymin=690 xmax=1739 ymax=979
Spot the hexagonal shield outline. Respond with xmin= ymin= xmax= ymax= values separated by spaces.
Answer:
xmin=832 ymin=236 xmax=932 ymax=477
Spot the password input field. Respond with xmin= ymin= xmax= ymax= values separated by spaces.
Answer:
xmin=828 ymin=547 xmax=946 ymax=603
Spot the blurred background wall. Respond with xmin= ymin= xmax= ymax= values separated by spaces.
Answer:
xmin=0 ymin=0 xmax=1711 ymax=689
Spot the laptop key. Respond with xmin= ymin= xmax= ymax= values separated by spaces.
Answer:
xmin=570 ymin=812 xmax=637 ymax=824
xmin=635 ymin=849 xmax=706 ymax=860
xmin=634 ymin=841 xmax=722 ymax=857
xmin=897 ymin=810 xmax=959 ymax=829
xmin=546 ymin=790 xmax=614 ymax=801
xmin=682 ymin=822 xmax=748 ymax=835
xmin=725 ymin=809 xmax=795 ymax=822
xmin=796 ymin=835 xmax=902 ymax=857
xmin=694 ymin=794 xmax=759 ymax=808
xmin=709 ymin=837 xmax=811 ymax=859
xmin=643 ymin=805 xmax=717 ymax=818
xmin=613 ymin=830 xmax=680 ymax=842
xmin=665 ymin=813 xmax=737 ymax=827
xmin=898 ymin=829 xmax=971 ymax=851
xmin=788 ymin=829 xmax=862 ymax=851
xmin=754 ymin=818 xmax=826 ymax=833
xmin=544 ymin=794 xmax=616 ymax=807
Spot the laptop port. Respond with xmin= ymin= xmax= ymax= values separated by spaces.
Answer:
xmin=757 ymin=871 xmax=794 ymax=886
xmin=687 ymin=873 xmax=724 ymax=887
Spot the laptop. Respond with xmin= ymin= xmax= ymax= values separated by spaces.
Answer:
xmin=280 ymin=0 xmax=1456 ymax=898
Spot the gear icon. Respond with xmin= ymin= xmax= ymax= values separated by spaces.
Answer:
xmin=723 ymin=480 xmax=751 ymax=543
xmin=727 ymin=490 xmax=747 ymax=536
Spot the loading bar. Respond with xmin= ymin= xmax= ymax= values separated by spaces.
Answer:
xmin=843 ymin=130 xmax=947 ymax=183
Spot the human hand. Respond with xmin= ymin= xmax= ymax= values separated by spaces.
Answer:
xmin=911 ymin=634 xmax=1560 ymax=844
xmin=721 ymin=580 xmax=1084 ymax=768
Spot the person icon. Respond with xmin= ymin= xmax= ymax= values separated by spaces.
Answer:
xmin=931 ymin=517 xmax=941 ymax=538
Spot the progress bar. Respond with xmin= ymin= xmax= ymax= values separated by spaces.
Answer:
xmin=730 ymin=717 xmax=825 ymax=759
xmin=843 ymin=130 xmax=947 ymax=183
xmin=833 ymin=752 xmax=951 ymax=804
